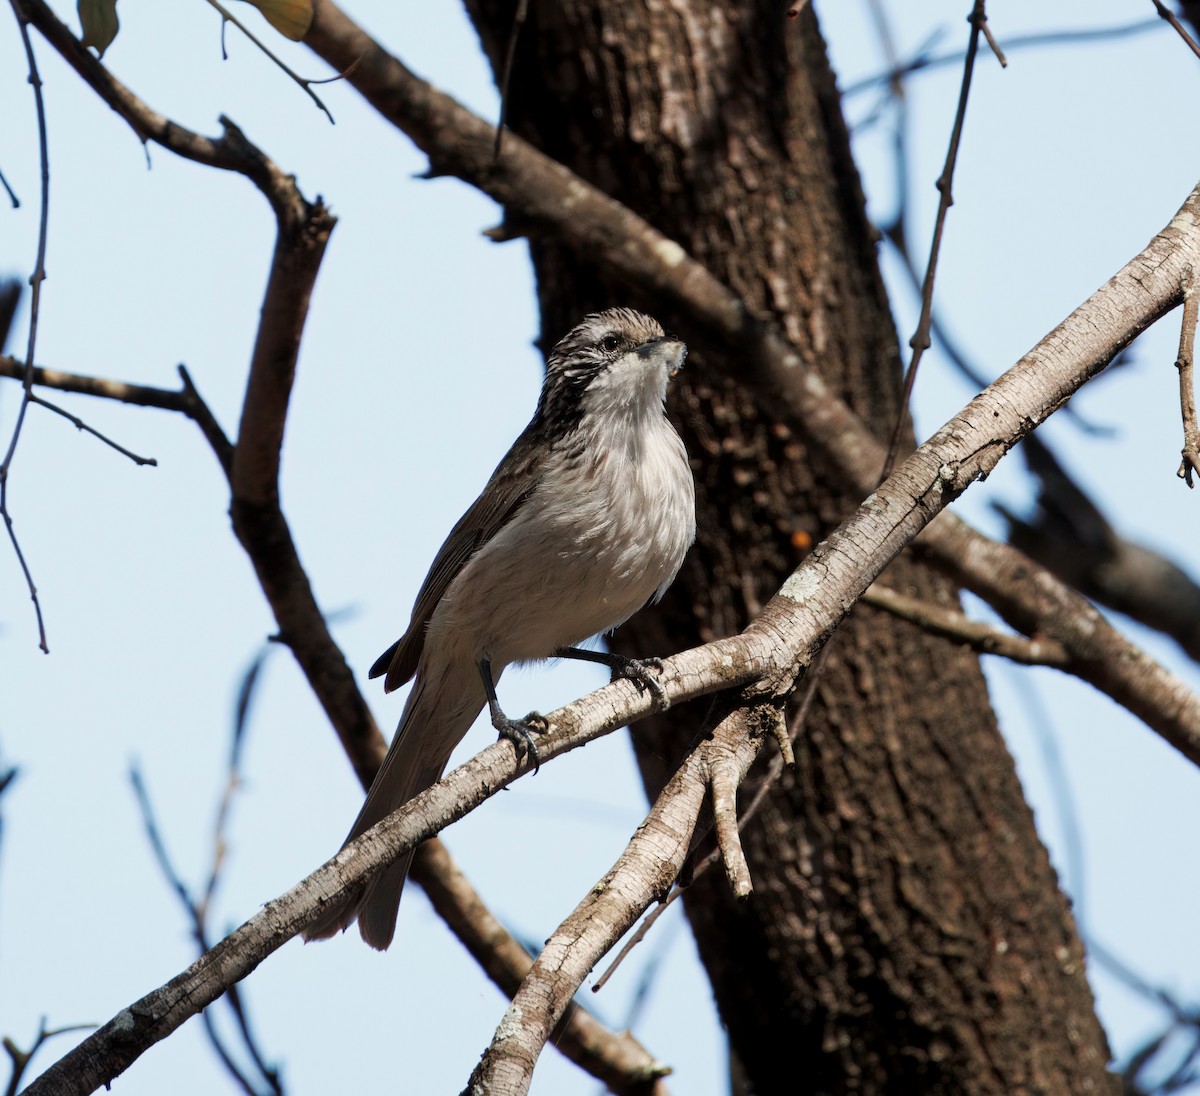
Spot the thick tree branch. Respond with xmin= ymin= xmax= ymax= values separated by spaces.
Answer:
xmin=301 ymin=0 xmax=1200 ymax=766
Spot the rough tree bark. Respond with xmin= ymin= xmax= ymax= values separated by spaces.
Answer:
xmin=464 ymin=3 xmax=1114 ymax=1093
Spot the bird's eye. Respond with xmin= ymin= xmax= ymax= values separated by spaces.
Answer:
xmin=600 ymin=335 xmax=621 ymax=353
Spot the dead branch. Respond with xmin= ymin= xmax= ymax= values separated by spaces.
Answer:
xmin=1151 ymin=0 xmax=1200 ymax=60
xmin=3 ymin=0 xmax=52 ymax=652
xmin=861 ymin=584 xmax=1070 ymax=667
xmin=22 ymin=636 xmax=757 ymax=1096
xmin=1175 ymin=285 xmax=1200 ymax=484
xmin=16 ymin=0 xmax=385 ymax=787
xmin=410 ymin=840 xmax=673 ymax=1095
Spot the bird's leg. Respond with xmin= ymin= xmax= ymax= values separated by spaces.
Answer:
xmin=478 ymin=659 xmax=548 ymax=774
xmin=553 ymin=647 xmax=671 ymax=712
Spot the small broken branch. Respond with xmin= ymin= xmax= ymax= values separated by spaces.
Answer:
xmin=1175 ymin=285 xmax=1200 ymax=485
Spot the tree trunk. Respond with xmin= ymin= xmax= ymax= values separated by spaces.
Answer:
xmin=463 ymin=3 xmax=1114 ymax=1092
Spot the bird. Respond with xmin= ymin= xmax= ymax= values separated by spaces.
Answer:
xmin=305 ymin=307 xmax=697 ymax=950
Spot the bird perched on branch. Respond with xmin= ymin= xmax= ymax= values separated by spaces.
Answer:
xmin=306 ymin=308 xmax=697 ymax=949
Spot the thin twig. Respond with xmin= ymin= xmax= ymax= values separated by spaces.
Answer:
xmin=1151 ymin=0 xmax=1200 ymax=61
xmin=27 ymin=393 xmax=157 ymax=466
xmin=204 ymin=0 xmax=335 ymax=123
xmin=1175 ymin=285 xmax=1200 ymax=485
xmin=842 ymin=19 xmax=1159 ymax=97
xmin=492 ymin=0 xmax=528 ymax=161
xmin=0 ymin=163 xmax=17 ymax=207
xmin=0 ymin=356 xmax=237 ymax=470
xmin=129 ymin=768 xmax=268 ymax=1096
xmin=978 ymin=17 xmax=1007 ymax=66
xmin=2 ymin=0 xmax=51 ymax=652
xmin=3 ymin=1020 xmax=95 ymax=1096
xmin=879 ymin=0 xmax=992 ymax=483
xmin=130 ymin=684 xmax=284 ymax=1096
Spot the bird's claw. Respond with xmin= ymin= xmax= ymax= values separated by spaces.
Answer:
xmin=610 ymin=655 xmax=670 ymax=712
xmin=494 ymin=711 xmax=549 ymax=774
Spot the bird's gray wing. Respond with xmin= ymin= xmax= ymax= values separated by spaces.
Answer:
xmin=369 ymin=433 xmax=543 ymax=692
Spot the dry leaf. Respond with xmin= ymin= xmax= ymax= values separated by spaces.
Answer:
xmin=78 ymin=0 xmax=119 ymax=57
xmin=240 ymin=0 xmax=313 ymax=41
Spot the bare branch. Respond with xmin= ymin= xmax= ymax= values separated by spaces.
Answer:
xmin=2 ymin=0 xmax=52 ymax=652
xmin=1151 ymin=0 xmax=1200 ymax=60
xmin=203 ymin=0 xmax=335 ymax=123
xmin=465 ymin=706 xmax=752 ymax=1095
xmin=16 ymin=0 xmax=388 ymax=783
xmin=26 ymin=393 xmax=157 ymax=466
xmin=4 ymin=1020 xmax=95 ymax=1096
xmin=708 ymin=755 xmax=751 ymax=897
xmin=1175 ymin=285 xmax=1200 ymax=485
xmin=410 ymin=840 xmax=674 ymax=1095
xmin=23 ymin=637 xmax=759 ymax=1096
xmin=861 ymin=584 xmax=1070 ymax=667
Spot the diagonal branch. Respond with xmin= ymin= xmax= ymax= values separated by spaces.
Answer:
xmin=300 ymin=0 xmax=1200 ymax=765
xmin=410 ymin=840 xmax=673 ymax=1095
xmin=1175 ymin=282 xmax=1200 ymax=484
xmin=465 ymin=703 xmax=761 ymax=1095
xmin=24 ymin=636 xmax=757 ymax=1096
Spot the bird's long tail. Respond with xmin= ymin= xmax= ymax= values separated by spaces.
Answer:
xmin=304 ymin=655 xmax=485 ymax=950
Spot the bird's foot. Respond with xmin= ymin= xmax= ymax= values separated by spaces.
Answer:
xmin=606 ymin=654 xmax=670 ymax=712
xmin=493 ymin=711 xmax=549 ymax=774
xmin=552 ymin=647 xmax=672 ymax=712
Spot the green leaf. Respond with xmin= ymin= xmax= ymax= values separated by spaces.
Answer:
xmin=78 ymin=0 xmax=119 ymax=57
xmin=240 ymin=0 xmax=313 ymax=41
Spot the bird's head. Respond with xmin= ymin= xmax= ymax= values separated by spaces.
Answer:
xmin=539 ymin=308 xmax=687 ymax=429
